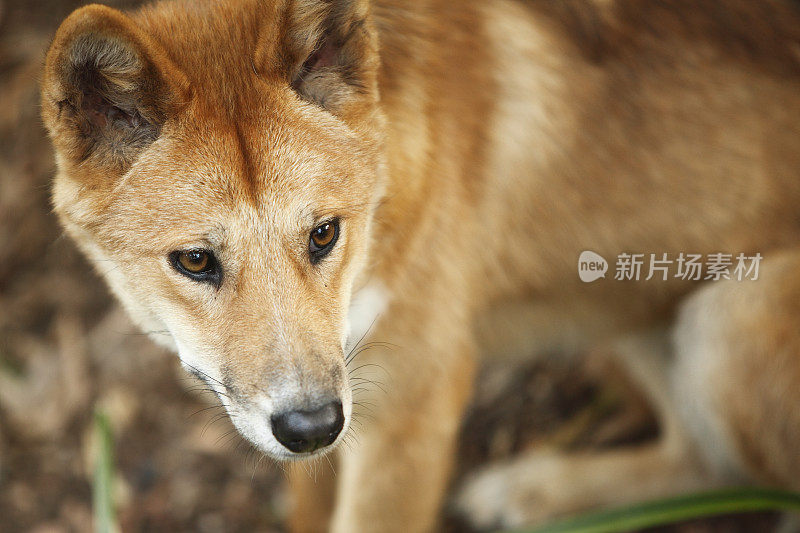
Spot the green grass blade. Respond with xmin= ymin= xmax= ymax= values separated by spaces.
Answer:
xmin=511 ymin=488 xmax=800 ymax=533
xmin=92 ymin=410 xmax=119 ymax=533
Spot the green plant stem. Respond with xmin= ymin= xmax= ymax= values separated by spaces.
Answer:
xmin=513 ymin=487 xmax=800 ymax=533
xmin=93 ymin=410 xmax=118 ymax=533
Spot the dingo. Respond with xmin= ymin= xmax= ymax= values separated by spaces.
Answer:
xmin=42 ymin=0 xmax=800 ymax=531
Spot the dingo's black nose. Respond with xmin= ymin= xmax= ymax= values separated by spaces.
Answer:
xmin=271 ymin=401 xmax=344 ymax=453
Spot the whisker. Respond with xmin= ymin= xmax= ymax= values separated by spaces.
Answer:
xmin=345 ymin=315 xmax=381 ymax=363
xmin=182 ymin=362 xmax=231 ymax=395
xmin=203 ymin=412 xmax=232 ymax=436
xmin=349 ymin=377 xmax=388 ymax=395
xmin=188 ymin=404 xmax=226 ymax=418
xmin=345 ymin=342 xmax=397 ymax=366
xmin=324 ymin=452 xmax=336 ymax=476
xmin=184 ymin=385 xmax=233 ymax=400
xmin=214 ymin=428 xmax=239 ymax=446
xmin=347 ymin=363 xmax=389 ymax=377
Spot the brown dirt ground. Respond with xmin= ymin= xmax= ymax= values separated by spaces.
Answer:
xmin=0 ymin=1 xmax=780 ymax=531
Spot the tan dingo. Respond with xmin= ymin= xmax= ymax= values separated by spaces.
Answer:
xmin=42 ymin=1 xmax=800 ymax=531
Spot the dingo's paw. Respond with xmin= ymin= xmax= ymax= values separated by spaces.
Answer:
xmin=453 ymin=450 xmax=572 ymax=531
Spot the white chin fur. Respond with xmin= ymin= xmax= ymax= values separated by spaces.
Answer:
xmin=345 ymin=282 xmax=389 ymax=352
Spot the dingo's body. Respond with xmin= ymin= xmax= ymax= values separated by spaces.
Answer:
xmin=43 ymin=0 xmax=800 ymax=531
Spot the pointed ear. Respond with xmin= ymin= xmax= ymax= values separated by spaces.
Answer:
xmin=274 ymin=0 xmax=379 ymax=114
xmin=41 ymin=4 xmax=189 ymax=169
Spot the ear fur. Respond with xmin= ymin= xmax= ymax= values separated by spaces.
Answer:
xmin=41 ymin=4 xmax=189 ymax=169
xmin=280 ymin=0 xmax=379 ymax=113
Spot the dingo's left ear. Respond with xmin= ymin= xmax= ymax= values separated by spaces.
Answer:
xmin=41 ymin=4 xmax=189 ymax=170
xmin=262 ymin=0 xmax=378 ymax=116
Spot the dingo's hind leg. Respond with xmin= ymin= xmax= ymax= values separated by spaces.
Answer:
xmin=453 ymin=331 xmax=711 ymax=530
xmin=672 ymin=250 xmax=800 ymax=490
xmin=456 ymin=250 xmax=800 ymax=529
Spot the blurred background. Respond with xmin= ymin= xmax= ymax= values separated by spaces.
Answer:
xmin=0 ymin=1 xmax=786 ymax=531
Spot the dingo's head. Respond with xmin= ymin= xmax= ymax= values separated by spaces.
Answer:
xmin=41 ymin=0 xmax=384 ymax=459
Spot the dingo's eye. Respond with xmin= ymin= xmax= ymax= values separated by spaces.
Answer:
xmin=169 ymin=249 xmax=221 ymax=286
xmin=309 ymin=219 xmax=339 ymax=263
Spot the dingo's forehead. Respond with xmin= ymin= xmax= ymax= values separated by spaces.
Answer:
xmin=93 ymin=96 xmax=376 ymax=248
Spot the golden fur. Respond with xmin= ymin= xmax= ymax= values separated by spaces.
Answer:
xmin=42 ymin=0 xmax=800 ymax=531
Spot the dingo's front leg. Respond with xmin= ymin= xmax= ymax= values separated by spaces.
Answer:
xmin=330 ymin=309 xmax=477 ymax=533
xmin=288 ymin=460 xmax=338 ymax=533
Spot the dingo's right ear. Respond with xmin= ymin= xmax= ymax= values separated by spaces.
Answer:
xmin=259 ymin=0 xmax=378 ymax=120
xmin=41 ymin=4 xmax=189 ymax=171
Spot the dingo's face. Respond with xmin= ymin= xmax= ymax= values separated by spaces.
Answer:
xmin=42 ymin=1 xmax=383 ymax=459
